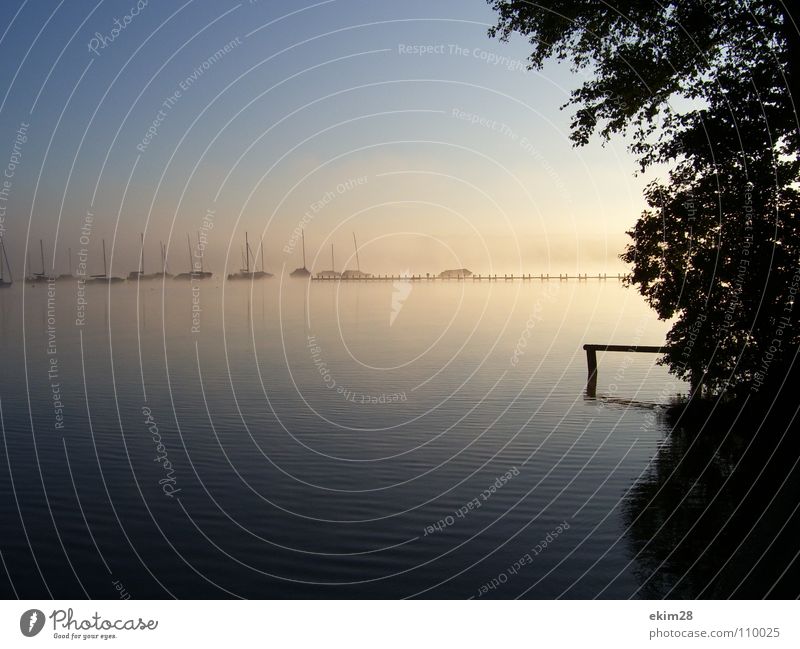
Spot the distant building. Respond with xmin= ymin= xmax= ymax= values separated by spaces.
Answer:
xmin=439 ymin=268 xmax=472 ymax=278
xmin=341 ymin=269 xmax=372 ymax=279
xmin=316 ymin=270 xmax=341 ymax=278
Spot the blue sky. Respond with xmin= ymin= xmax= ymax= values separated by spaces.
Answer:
xmin=0 ymin=0 xmax=649 ymax=275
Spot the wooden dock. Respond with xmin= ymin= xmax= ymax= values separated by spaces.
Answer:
xmin=311 ymin=273 xmax=626 ymax=282
xmin=582 ymin=344 xmax=666 ymax=398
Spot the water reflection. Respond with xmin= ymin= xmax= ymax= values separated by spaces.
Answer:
xmin=0 ymin=280 xmax=701 ymax=598
xmin=623 ymin=410 xmax=800 ymax=598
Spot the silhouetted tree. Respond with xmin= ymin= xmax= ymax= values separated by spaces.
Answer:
xmin=488 ymin=1 xmax=800 ymax=397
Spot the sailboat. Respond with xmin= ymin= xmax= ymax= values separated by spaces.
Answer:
xmin=252 ymin=239 xmax=272 ymax=279
xmin=174 ymin=234 xmax=212 ymax=280
xmin=0 ymin=238 xmax=12 ymax=287
xmin=128 ymin=234 xmax=169 ymax=280
xmin=289 ymin=230 xmax=311 ymax=278
xmin=26 ymin=239 xmax=49 ymax=283
xmin=196 ymin=232 xmax=212 ymax=279
xmin=316 ymin=243 xmax=341 ymax=279
xmin=58 ymin=247 xmax=74 ymax=280
xmin=228 ymin=232 xmax=272 ymax=280
xmin=156 ymin=242 xmax=172 ymax=279
xmin=341 ymin=232 xmax=371 ymax=279
xmin=90 ymin=239 xmax=125 ymax=283
xmin=129 ymin=233 xmax=146 ymax=280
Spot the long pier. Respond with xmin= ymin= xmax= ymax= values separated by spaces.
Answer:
xmin=311 ymin=273 xmax=626 ymax=282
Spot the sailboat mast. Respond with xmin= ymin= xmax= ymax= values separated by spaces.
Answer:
xmin=245 ymin=232 xmax=250 ymax=273
xmin=331 ymin=243 xmax=334 ymax=272
xmin=161 ymin=242 xmax=166 ymax=273
xmin=3 ymin=240 xmax=12 ymax=282
xmin=353 ymin=233 xmax=360 ymax=272
xmin=102 ymin=239 xmax=108 ymax=276
xmin=40 ymin=239 xmax=45 ymax=276
xmin=186 ymin=234 xmax=193 ymax=272
xmin=260 ymin=240 xmax=264 ymax=273
xmin=197 ymin=232 xmax=203 ymax=272
xmin=302 ymin=231 xmax=307 ymax=269
xmin=139 ymin=233 xmax=144 ymax=274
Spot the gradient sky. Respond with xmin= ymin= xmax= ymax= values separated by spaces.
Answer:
xmin=0 ymin=0 xmax=652 ymax=276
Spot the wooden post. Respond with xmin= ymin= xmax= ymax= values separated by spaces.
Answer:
xmin=586 ymin=347 xmax=598 ymax=398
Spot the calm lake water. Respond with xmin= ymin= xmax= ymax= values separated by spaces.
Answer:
xmin=0 ymin=278 xmax=797 ymax=598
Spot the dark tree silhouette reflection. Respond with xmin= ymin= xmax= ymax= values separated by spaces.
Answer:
xmin=622 ymin=412 xmax=800 ymax=598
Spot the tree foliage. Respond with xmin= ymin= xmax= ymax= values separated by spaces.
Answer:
xmin=488 ymin=0 xmax=800 ymax=396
